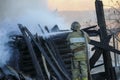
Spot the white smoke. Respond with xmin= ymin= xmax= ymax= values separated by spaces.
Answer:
xmin=0 ymin=0 xmax=66 ymax=67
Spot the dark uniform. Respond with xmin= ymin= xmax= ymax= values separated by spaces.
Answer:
xmin=67 ymin=22 xmax=90 ymax=80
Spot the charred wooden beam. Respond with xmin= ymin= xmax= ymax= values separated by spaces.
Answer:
xmin=39 ymin=24 xmax=71 ymax=80
xmin=45 ymin=37 xmax=71 ymax=79
xmin=90 ymin=48 xmax=103 ymax=69
xmin=18 ymin=24 xmax=45 ymax=80
xmin=22 ymin=26 xmax=64 ymax=80
xmin=95 ymin=0 xmax=116 ymax=79
xmin=90 ymin=40 xmax=120 ymax=54
xmin=82 ymin=25 xmax=99 ymax=36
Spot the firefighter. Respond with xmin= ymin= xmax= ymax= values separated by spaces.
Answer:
xmin=67 ymin=21 xmax=90 ymax=80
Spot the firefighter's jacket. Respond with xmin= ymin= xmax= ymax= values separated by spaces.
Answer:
xmin=67 ymin=30 xmax=89 ymax=60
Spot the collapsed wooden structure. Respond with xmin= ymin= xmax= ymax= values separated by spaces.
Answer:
xmin=5 ymin=21 xmax=119 ymax=80
xmin=0 ymin=0 xmax=120 ymax=80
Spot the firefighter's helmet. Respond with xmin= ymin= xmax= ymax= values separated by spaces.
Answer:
xmin=71 ymin=21 xmax=81 ymax=31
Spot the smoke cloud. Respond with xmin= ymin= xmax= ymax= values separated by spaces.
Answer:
xmin=0 ymin=0 xmax=47 ymax=20
xmin=0 ymin=0 xmax=66 ymax=67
